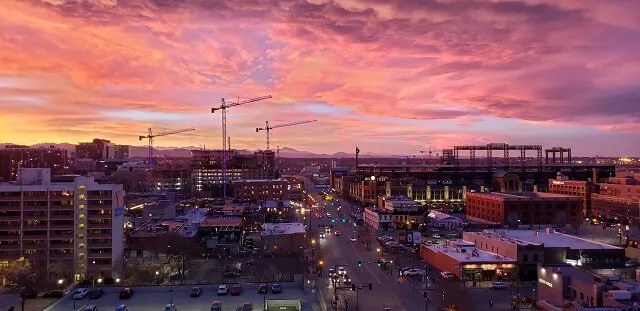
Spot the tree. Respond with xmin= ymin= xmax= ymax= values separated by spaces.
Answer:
xmin=48 ymin=260 xmax=73 ymax=282
xmin=151 ymin=232 xmax=205 ymax=284
xmin=0 ymin=258 xmax=34 ymax=287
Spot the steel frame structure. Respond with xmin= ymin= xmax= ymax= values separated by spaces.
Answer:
xmin=453 ymin=143 xmax=543 ymax=172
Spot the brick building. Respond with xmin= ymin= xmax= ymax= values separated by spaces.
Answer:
xmin=590 ymin=175 xmax=640 ymax=225
xmin=548 ymin=178 xmax=598 ymax=217
xmin=233 ymin=178 xmax=290 ymax=202
xmin=0 ymin=145 xmax=67 ymax=182
xmin=466 ymin=192 xmax=583 ymax=228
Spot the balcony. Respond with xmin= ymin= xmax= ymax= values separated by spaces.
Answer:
xmin=50 ymin=224 xmax=73 ymax=230
xmin=87 ymin=194 xmax=113 ymax=200
xmin=0 ymin=235 xmax=21 ymax=241
xmin=88 ymin=233 xmax=112 ymax=239
xmin=23 ymin=195 xmax=48 ymax=201
xmin=87 ymin=223 xmax=111 ymax=229
xmin=23 ymin=244 xmax=47 ymax=250
xmin=23 ymin=225 xmax=48 ymax=230
xmin=87 ymin=252 xmax=113 ymax=259
xmin=49 ymin=244 xmax=74 ymax=250
xmin=49 ymin=253 xmax=73 ymax=259
xmin=87 ymin=264 xmax=112 ymax=271
xmin=0 ymin=196 xmax=21 ymax=201
xmin=23 ymin=205 xmax=48 ymax=211
xmin=50 ymin=214 xmax=74 ymax=220
xmin=49 ymin=205 xmax=74 ymax=211
xmin=88 ymin=213 xmax=111 ymax=219
xmin=22 ymin=234 xmax=47 ymax=239
xmin=0 ymin=216 xmax=21 ymax=221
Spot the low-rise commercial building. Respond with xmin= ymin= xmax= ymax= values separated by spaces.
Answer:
xmin=590 ymin=175 xmax=640 ymax=225
xmin=363 ymin=206 xmax=425 ymax=231
xmin=233 ymin=178 xmax=290 ymax=202
xmin=463 ymin=229 xmax=625 ymax=280
xmin=0 ymin=168 xmax=124 ymax=281
xmin=262 ymin=223 xmax=306 ymax=255
xmin=537 ymin=264 xmax=640 ymax=310
xmin=420 ymin=240 xmax=516 ymax=285
xmin=466 ymin=192 xmax=583 ymax=228
xmin=427 ymin=210 xmax=463 ymax=230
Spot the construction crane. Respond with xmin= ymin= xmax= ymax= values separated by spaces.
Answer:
xmin=139 ymin=128 xmax=195 ymax=169
xmin=256 ymin=119 xmax=317 ymax=150
xmin=212 ymin=95 xmax=271 ymax=200
xmin=420 ymin=147 xmax=434 ymax=159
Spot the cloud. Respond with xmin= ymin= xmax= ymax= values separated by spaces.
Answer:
xmin=0 ymin=0 xmax=639 ymax=154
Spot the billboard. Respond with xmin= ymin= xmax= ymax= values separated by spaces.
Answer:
xmin=412 ymin=232 xmax=421 ymax=244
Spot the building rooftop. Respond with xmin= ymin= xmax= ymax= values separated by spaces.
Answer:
xmin=428 ymin=210 xmax=463 ymax=222
xmin=468 ymin=192 xmax=582 ymax=201
xmin=423 ymin=240 xmax=516 ymax=263
xmin=233 ymin=178 xmax=287 ymax=183
xmin=199 ymin=218 xmax=243 ymax=228
xmin=477 ymin=229 xmax=621 ymax=250
xmin=129 ymin=219 xmax=185 ymax=238
xmin=262 ymin=222 xmax=306 ymax=236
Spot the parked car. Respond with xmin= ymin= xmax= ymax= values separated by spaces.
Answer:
xmin=88 ymin=288 xmax=104 ymax=299
xmin=83 ymin=305 xmax=98 ymax=311
xmin=163 ymin=304 xmax=177 ymax=311
xmin=210 ymin=301 xmax=222 ymax=311
xmin=404 ymin=269 xmax=424 ymax=276
xmin=114 ymin=305 xmax=128 ymax=311
xmin=43 ymin=290 xmax=65 ymax=298
xmin=440 ymin=271 xmax=455 ymax=279
xmin=432 ymin=234 xmax=442 ymax=239
xmin=271 ymin=284 xmax=282 ymax=294
xmin=239 ymin=302 xmax=253 ymax=311
xmin=430 ymin=240 xmax=440 ymax=244
xmin=231 ymin=285 xmax=243 ymax=296
xmin=118 ymin=288 xmax=134 ymax=299
xmin=190 ymin=287 xmax=203 ymax=297
xmin=490 ymin=282 xmax=507 ymax=290
xmin=224 ymin=271 xmax=240 ymax=278
xmin=258 ymin=284 xmax=267 ymax=294
xmin=217 ymin=285 xmax=229 ymax=295
xmin=73 ymin=288 xmax=90 ymax=299
xmin=350 ymin=237 xmax=357 ymax=242
xmin=626 ymin=260 xmax=638 ymax=267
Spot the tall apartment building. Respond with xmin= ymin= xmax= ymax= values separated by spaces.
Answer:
xmin=0 ymin=168 xmax=125 ymax=281
xmin=548 ymin=177 xmax=598 ymax=217
xmin=113 ymin=145 xmax=130 ymax=159
xmin=0 ymin=145 xmax=68 ymax=182
xmin=466 ymin=192 xmax=583 ymax=227
xmin=76 ymin=139 xmax=113 ymax=160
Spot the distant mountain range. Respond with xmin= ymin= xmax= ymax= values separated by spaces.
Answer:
xmin=0 ymin=143 xmax=387 ymax=158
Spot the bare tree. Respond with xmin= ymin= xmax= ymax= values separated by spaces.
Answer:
xmin=151 ymin=232 xmax=205 ymax=284
xmin=0 ymin=258 xmax=34 ymax=287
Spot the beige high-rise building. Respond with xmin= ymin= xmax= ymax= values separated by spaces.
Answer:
xmin=0 ymin=168 xmax=124 ymax=282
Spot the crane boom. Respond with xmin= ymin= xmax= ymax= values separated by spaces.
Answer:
xmin=211 ymin=95 xmax=271 ymax=201
xmin=256 ymin=119 xmax=317 ymax=150
xmin=139 ymin=127 xmax=195 ymax=169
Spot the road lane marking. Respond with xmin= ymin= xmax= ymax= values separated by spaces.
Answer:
xmin=349 ymin=241 xmax=382 ymax=284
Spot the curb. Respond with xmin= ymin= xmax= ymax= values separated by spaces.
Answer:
xmin=317 ymin=287 xmax=327 ymax=311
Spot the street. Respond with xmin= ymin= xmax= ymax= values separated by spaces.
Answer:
xmin=309 ymin=188 xmax=534 ymax=311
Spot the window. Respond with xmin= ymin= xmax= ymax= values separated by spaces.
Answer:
xmin=580 ymin=292 xmax=584 ymax=300
xmin=533 ymin=254 xmax=539 ymax=261
xmin=523 ymin=254 xmax=529 ymax=261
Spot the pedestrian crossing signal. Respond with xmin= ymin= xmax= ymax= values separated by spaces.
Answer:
xmin=357 ymin=260 xmax=362 ymax=267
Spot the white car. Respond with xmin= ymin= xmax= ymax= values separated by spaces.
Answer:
xmin=338 ymin=266 xmax=346 ymax=275
xmin=73 ymin=288 xmax=90 ymax=299
xmin=490 ymin=282 xmax=507 ymax=290
xmin=440 ymin=271 xmax=455 ymax=279
xmin=114 ymin=306 xmax=128 ymax=311
xmin=216 ymin=285 xmax=229 ymax=295
xmin=404 ymin=269 xmax=424 ymax=276
xmin=432 ymin=234 xmax=442 ymax=239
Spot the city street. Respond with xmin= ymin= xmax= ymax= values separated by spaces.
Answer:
xmin=310 ymin=189 xmax=534 ymax=311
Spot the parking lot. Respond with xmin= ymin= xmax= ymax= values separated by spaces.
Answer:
xmin=48 ymin=283 xmax=319 ymax=311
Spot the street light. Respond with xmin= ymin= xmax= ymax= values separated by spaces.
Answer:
xmin=155 ymin=271 xmax=160 ymax=275
xmin=115 ymin=278 xmax=121 ymax=283
xmin=57 ymin=279 xmax=64 ymax=285
xmin=97 ymin=278 xmax=103 ymax=284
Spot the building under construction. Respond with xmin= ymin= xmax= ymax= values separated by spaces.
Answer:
xmin=349 ymin=143 xmax=615 ymax=208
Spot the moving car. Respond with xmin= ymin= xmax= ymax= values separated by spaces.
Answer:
xmin=163 ymin=304 xmax=177 ymax=311
xmin=190 ymin=287 xmax=203 ymax=297
xmin=338 ymin=266 xmax=346 ymax=275
xmin=258 ymin=284 xmax=267 ymax=294
xmin=490 ymin=282 xmax=507 ymax=290
xmin=73 ymin=288 xmax=90 ymax=299
xmin=114 ymin=305 xmax=128 ymax=311
xmin=328 ymin=269 xmax=336 ymax=277
xmin=43 ymin=290 xmax=65 ymax=298
xmin=350 ymin=237 xmax=357 ymax=242
xmin=239 ymin=302 xmax=253 ymax=311
xmin=440 ymin=271 xmax=455 ymax=279
xmin=342 ymin=274 xmax=351 ymax=284
xmin=210 ymin=301 xmax=222 ymax=311
xmin=335 ymin=231 xmax=341 ymax=236
xmin=217 ymin=285 xmax=229 ymax=295
xmin=319 ymin=232 xmax=326 ymax=238
xmin=88 ymin=288 xmax=104 ymax=299
xmin=119 ymin=287 xmax=133 ymax=307
xmin=403 ymin=269 xmax=424 ymax=276
xmin=119 ymin=288 xmax=134 ymax=299
xmin=271 ymin=284 xmax=282 ymax=294
xmin=231 ymin=285 xmax=243 ymax=296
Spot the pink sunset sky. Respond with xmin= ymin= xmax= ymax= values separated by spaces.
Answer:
xmin=1 ymin=0 xmax=640 ymax=155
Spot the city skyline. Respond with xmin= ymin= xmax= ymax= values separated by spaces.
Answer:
xmin=2 ymin=0 xmax=640 ymax=156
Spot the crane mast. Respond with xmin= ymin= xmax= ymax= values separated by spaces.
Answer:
xmin=139 ymin=128 xmax=195 ymax=169
xmin=212 ymin=95 xmax=271 ymax=200
xmin=256 ymin=119 xmax=317 ymax=150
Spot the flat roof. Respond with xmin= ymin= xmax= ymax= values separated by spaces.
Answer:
xmin=130 ymin=220 xmax=185 ymax=238
xmin=200 ymin=218 xmax=243 ymax=227
xmin=423 ymin=242 xmax=516 ymax=263
xmin=483 ymin=230 xmax=621 ymax=250
xmin=468 ymin=192 xmax=582 ymax=201
xmin=233 ymin=178 xmax=287 ymax=183
xmin=262 ymin=223 xmax=306 ymax=236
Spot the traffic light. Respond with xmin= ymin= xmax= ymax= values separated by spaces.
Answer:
xmin=377 ymin=262 xmax=381 ymax=267
xmin=351 ymin=284 xmax=356 ymax=291
xmin=331 ymin=219 xmax=335 ymax=223
xmin=352 ymin=222 xmax=357 ymax=227
xmin=357 ymin=260 xmax=362 ymax=267
xmin=368 ymin=282 xmax=373 ymax=290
